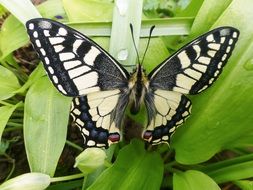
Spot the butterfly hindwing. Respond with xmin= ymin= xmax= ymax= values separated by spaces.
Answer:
xmin=26 ymin=18 xmax=129 ymax=97
xmin=143 ymin=90 xmax=191 ymax=144
xmin=71 ymin=89 xmax=130 ymax=148
xmin=149 ymin=27 xmax=239 ymax=94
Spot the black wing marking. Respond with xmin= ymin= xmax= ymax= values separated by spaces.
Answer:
xmin=143 ymin=90 xmax=191 ymax=145
xmin=71 ymin=90 xmax=129 ymax=148
xmin=149 ymin=27 xmax=239 ymax=94
xmin=26 ymin=18 xmax=129 ymax=97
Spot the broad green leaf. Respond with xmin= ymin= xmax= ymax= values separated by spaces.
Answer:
xmin=88 ymin=140 xmax=163 ymax=190
xmin=173 ymin=170 xmax=220 ymax=190
xmin=234 ymin=180 xmax=253 ymax=190
xmin=62 ymin=0 xmax=113 ymax=22
xmin=172 ymin=0 xmax=253 ymax=164
xmin=0 ymin=15 xmax=27 ymax=59
xmin=0 ymin=102 xmax=22 ymax=142
xmin=24 ymin=77 xmax=71 ymax=176
xmin=207 ymin=160 xmax=253 ymax=184
xmin=190 ymin=0 xmax=233 ymax=37
xmin=0 ymin=65 xmax=20 ymax=100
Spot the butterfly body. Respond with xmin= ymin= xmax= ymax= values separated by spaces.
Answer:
xmin=26 ymin=18 xmax=239 ymax=148
xmin=128 ymin=63 xmax=149 ymax=114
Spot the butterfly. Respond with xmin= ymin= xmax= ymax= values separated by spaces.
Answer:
xmin=26 ymin=18 xmax=239 ymax=148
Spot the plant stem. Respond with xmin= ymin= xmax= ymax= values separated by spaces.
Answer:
xmin=2 ymin=153 xmax=15 ymax=182
xmin=65 ymin=140 xmax=83 ymax=151
xmin=109 ymin=0 xmax=143 ymax=70
xmin=50 ymin=173 xmax=85 ymax=183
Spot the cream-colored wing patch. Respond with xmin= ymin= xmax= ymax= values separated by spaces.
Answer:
xmin=143 ymin=90 xmax=191 ymax=145
xmin=70 ymin=89 xmax=125 ymax=148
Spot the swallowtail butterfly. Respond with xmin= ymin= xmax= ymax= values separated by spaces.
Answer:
xmin=26 ymin=18 xmax=239 ymax=148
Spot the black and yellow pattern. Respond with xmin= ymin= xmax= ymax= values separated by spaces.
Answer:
xmin=26 ymin=18 xmax=239 ymax=148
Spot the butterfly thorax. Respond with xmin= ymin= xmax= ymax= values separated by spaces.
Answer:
xmin=129 ymin=64 xmax=149 ymax=115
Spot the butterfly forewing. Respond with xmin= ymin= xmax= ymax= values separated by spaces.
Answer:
xmin=149 ymin=27 xmax=239 ymax=94
xmin=26 ymin=18 xmax=129 ymax=97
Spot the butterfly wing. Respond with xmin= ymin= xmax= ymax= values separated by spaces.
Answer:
xmin=26 ymin=18 xmax=129 ymax=96
xmin=71 ymin=90 xmax=129 ymax=148
xmin=144 ymin=27 xmax=239 ymax=144
xmin=26 ymin=18 xmax=130 ymax=147
xmin=149 ymin=27 xmax=239 ymax=94
xmin=143 ymin=90 xmax=191 ymax=144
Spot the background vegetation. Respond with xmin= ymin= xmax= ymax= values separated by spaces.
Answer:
xmin=0 ymin=0 xmax=253 ymax=189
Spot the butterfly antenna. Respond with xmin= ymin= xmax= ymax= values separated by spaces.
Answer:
xmin=130 ymin=23 xmax=141 ymax=65
xmin=140 ymin=25 xmax=155 ymax=65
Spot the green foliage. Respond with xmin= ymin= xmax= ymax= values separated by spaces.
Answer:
xmin=173 ymin=170 xmax=221 ymax=190
xmin=0 ymin=102 xmax=21 ymax=142
xmin=24 ymin=77 xmax=71 ymax=176
xmin=88 ymin=140 xmax=163 ymax=190
xmin=0 ymin=65 xmax=20 ymax=100
xmin=172 ymin=0 xmax=253 ymax=164
xmin=0 ymin=0 xmax=253 ymax=189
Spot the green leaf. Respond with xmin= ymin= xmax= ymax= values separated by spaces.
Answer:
xmin=173 ymin=170 xmax=220 ymax=190
xmin=190 ymin=0 xmax=233 ymax=37
xmin=24 ymin=77 xmax=71 ymax=176
xmin=234 ymin=180 xmax=253 ymax=190
xmin=88 ymin=140 xmax=164 ymax=190
xmin=0 ymin=15 xmax=28 ymax=59
xmin=62 ymin=0 xmax=113 ymax=22
xmin=0 ymin=65 xmax=20 ymax=100
xmin=207 ymin=160 xmax=253 ymax=184
xmin=0 ymin=102 xmax=21 ymax=142
xmin=172 ymin=0 xmax=253 ymax=164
